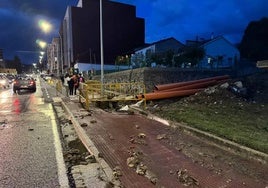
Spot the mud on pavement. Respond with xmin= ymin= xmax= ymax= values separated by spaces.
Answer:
xmin=52 ymin=99 xmax=122 ymax=188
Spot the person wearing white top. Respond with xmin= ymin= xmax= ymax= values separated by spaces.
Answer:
xmin=63 ymin=74 xmax=70 ymax=96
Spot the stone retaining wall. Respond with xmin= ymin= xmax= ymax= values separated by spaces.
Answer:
xmin=93 ymin=68 xmax=236 ymax=92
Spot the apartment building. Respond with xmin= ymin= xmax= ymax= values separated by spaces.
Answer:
xmin=60 ymin=0 xmax=145 ymax=73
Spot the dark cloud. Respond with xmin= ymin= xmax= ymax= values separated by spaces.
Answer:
xmin=114 ymin=0 xmax=268 ymax=43
xmin=1 ymin=0 xmax=268 ymax=64
xmin=3 ymin=0 xmax=77 ymax=19
xmin=0 ymin=0 xmax=77 ymax=63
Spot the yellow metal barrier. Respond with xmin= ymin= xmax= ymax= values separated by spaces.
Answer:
xmin=55 ymin=80 xmax=63 ymax=94
xmin=78 ymin=81 xmax=146 ymax=110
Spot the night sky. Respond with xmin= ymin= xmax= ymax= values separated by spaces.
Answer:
xmin=1 ymin=0 xmax=268 ymax=64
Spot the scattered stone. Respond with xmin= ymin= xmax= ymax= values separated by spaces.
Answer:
xmin=220 ymin=82 xmax=229 ymax=89
xmin=145 ymin=170 xmax=158 ymax=185
xmin=204 ymin=87 xmax=216 ymax=94
xmin=79 ymin=161 xmax=88 ymax=165
xmin=85 ymin=155 xmax=96 ymax=163
xmin=127 ymin=156 xmax=140 ymax=168
xmin=28 ymin=128 xmax=34 ymax=131
xmin=234 ymin=81 xmax=243 ymax=88
xmin=177 ymin=169 xmax=199 ymax=187
xmin=0 ymin=119 xmax=8 ymax=124
xmin=80 ymin=123 xmax=88 ymax=127
xmin=98 ymin=152 xmax=104 ymax=158
xmin=136 ymin=163 xmax=147 ymax=175
xmin=135 ymin=125 xmax=140 ymax=129
xmin=113 ymin=166 xmax=123 ymax=178
xmin=108 ymin=133 xmax=114 ymax=140
xmin=119 ymin=105 xmax=129 ymax=111
xmin=226 ymin=178 xmax=232 ymax=183
xmin=156 ymin=134 xmax=167 ymax=140
xmin=90 ymin=120 xmax=97 ymax=124
xmin=138 ymin=133 xmax=146 ymax=138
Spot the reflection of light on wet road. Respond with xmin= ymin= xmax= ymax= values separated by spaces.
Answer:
xmin=13 ymin=98 xmax=21 ymax=114
xmin=0 ymin=91 xmax=9 ymax=103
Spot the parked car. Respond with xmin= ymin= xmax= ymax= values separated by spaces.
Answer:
xmin=13 ymin=76 xmax=36 ymax=93
xmin=0 ymin=75 xmax=10 ymax=89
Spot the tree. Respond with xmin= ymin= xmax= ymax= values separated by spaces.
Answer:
xmin=5 ymin=56 xmax=23 ymax=74
xmin=173 ymin=47 xmax=205 ymax=68
xmin=239 ymin=17 xmax=268 ymax=60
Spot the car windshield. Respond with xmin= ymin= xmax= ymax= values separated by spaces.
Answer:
xmin=16 ymin=76 xmax=33 ymax=80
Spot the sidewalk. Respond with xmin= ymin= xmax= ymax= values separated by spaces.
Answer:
xmin=48 ymin=80 xmax=268 ymax=187
xmin=60 ymin=98 xmax=268 ymax=188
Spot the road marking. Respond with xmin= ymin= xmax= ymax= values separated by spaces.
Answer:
xmin=49 ymin=104 xmax=70 ymax=187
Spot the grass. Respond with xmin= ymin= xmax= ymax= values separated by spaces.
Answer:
xmin=152 ymin=91 xmax=268 ymax=154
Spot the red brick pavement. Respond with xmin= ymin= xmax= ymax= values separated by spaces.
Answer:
xmin=62 ymin=97 xmax=267 ymax=188
xmin=78 ymin=109 xmax=267 ymax=188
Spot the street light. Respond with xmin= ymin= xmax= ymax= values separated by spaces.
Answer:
xmin=36 ymin=39 xmax=47 ymax=49
xmin=38 ymin=19 xmax=52 ymax=34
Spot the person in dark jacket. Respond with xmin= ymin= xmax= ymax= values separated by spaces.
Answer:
xmin=68 ymin=75 xmax=74 ymax=95
xmin=73 ymin=74 xmax=79 ymax=95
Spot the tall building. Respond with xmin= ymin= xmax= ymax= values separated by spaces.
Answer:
xmin=47 ymin=37 xmax=60 ymax=75
xmin=61 ymin=0 xmax=145 ymax=71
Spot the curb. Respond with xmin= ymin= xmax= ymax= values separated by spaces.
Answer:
xmin=59 ymin=99 xmax=115 ymax=184
xmin=130 ymin=106 xmax=268 ymax=164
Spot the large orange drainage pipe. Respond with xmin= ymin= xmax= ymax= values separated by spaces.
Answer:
xmin=154 ymin=80 xmax=217 ymax=93
xmin=142 ymin=89 xmax=202 ymax=100
xmin=154 ymin=75 xmax=230 ymax=91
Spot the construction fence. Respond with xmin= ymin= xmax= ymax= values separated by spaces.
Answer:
xmin=47 ymin=78 xmax=146 ymax=110
xmin=79 ymin=81 xmax=146 ymax=110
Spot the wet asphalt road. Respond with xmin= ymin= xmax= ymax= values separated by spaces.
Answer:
xmin=0 ymin=77 xmax=69 ymax=188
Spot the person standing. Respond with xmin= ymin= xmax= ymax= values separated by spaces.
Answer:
xmin=78 ymin=73 xmax=85 ymax=83
xmin=63 ymin=74 xmax=70 ymax=96
xmin=68 ymin=75 xmax=74 ymax=96
xmin=73 ymin=74 xmax=79 ymax=95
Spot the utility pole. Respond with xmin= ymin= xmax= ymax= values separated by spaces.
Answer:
xmin=59 ymin=32 xmax=64 ymax=75
xmin=100 ymin=0 xmax=104 ymax=95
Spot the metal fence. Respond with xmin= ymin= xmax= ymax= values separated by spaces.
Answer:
xmin=79 ymin=81 xmax=146 ymax=110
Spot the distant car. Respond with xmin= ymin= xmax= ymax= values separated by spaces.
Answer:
xmin=0 ymin=75 xmax=10 ymax=89
xmin=6 ymin=74 xmax=16 ymax=84
xmin=13 ymin=76 xmax=36 ymax=93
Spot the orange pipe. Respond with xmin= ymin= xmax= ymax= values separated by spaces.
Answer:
xmin=154 ymin=80 xmax=217 ymax=92
xmin=154 ymin=75 xmax=230 ymax=91
xmin=142 ymin=89 xmax=202 ymax=100
xmin=135 ymin=94 xmax=143 ymax=100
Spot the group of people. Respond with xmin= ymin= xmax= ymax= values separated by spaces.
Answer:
xmin=63 ymin=73 xmax=85 ymax=96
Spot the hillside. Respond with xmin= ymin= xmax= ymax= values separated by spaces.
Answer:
xmin=147 ymin=71 xmax=268 ymax=153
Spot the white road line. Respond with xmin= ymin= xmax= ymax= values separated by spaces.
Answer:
xmin=49 ymin=104 xmax=70 ymax=188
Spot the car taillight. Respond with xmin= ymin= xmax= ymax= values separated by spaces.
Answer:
xmin=14 ymin=80 xmax=18 ymax=84
xmin=30 ymin=80 xmax=35 ymax=85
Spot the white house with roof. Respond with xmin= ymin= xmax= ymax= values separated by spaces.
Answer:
xmin=199 ymin=36 xmax=240 ymax=69
xmin=131 ymin=37 xmax=185 ymax=67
